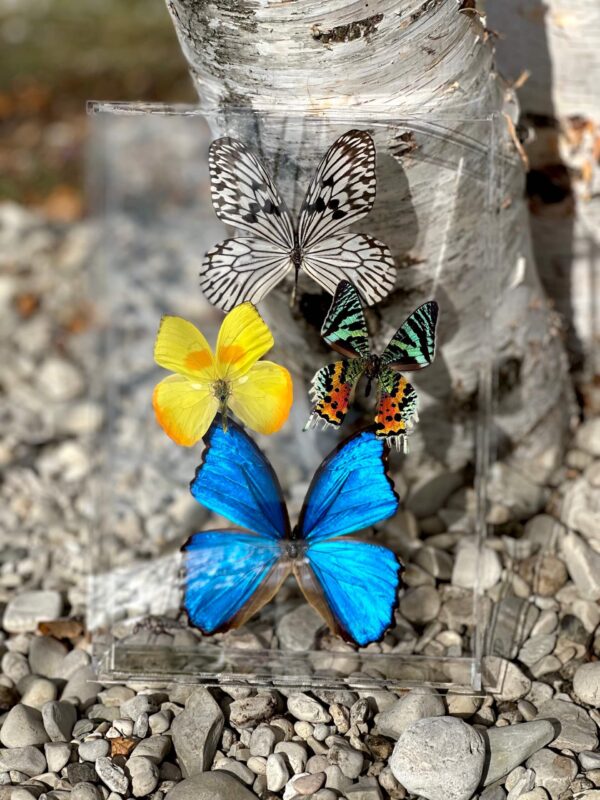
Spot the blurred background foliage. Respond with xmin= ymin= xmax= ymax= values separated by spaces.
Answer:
xmin=0 ymin=0 xmax=194 ymax=219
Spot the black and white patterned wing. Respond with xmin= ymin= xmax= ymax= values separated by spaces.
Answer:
xmin=200 ymin=238 xmax=293 ymax=312
xmin=297 ymin=130 xmax=377 ymax=249
xmin=321 ymin=280 xmax=370 ymax=358
xmin=302 ymin=233 xmax=396 ymax=306
xmin=208 ymin=137 xmax=295 ymax=249
xmin=381 ymin=301 xmax=439 ymax=371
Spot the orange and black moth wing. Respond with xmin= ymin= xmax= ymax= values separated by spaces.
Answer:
xmin=374 ymin=368 xmax=418 ymax=451
xmin=305 ymin=358 xmax=364 ymax=430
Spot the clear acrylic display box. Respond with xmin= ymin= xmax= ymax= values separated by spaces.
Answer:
xmin=87 ymin=103 xmax=506 ymax=692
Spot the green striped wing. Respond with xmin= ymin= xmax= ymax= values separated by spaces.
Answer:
xmin=381 ymin=300 xmax=439 ymax=371
xmin=321 ymin=280 xmax=370 ymax=359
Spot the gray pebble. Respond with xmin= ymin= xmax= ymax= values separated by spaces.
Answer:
xmin=266 ymin=752 xmax=289 ymax=792
xmin=1 ymin=652 xmax=30 ymax=684
xmin=20 ymin=677 xmax=57 ymax=710
xmin=28 ymin=637 xmax=68 ymax=679
xmin=79 ymin=739 xmax=110 ymax=762
xmin=133 ymin=734 xmax=171 ymax=763
xmin=171 ymin=689 xmax=223 ymax=776
xmin=580 ymin=751 xmax=600 ymax=770
xmin=526 ymin=748 xmax=577 ymax=799
xmin=229 ymin=693 xmax=279 ymax=728
xmin=2 ymin=591 xmax=63 ymax=633
xmin=327 ymin=740 xmax=363 ymax=779
xmin=95 ymin=757 xmax=129 ymax=794
xmin=324 ymin=764 xmax=352 ymax=792
xmin=573 ymin=662 xmax=600 ymax=706
xmin=276 ymin=605 xmax=323 ymax=651
xmin=518 ymin=635 xmax=557 ymax=668
xmin=249 ymin=725 xmax=278 ymax=757
xmin=71 ymin=784 xmax=104 ymax=800
xmin=164 ymin=772 xmax=260 ymax=800
xmin=0 ymin=704 xmax=49 ymax=747
xmin=482 ymin=656 xmax=532 ymax=701
xmin=126 ymin=756 xmax=159 ymax=797
xmin=59 ymin=650 xmax=91 ymax=681
xmin=482 ymin=720 xmax=555 ymax=785
xmin=274 ymin=741 xmax=307 ymax=774
xmin=345 ymin=777 xmax=384 ymax=799
xmin=390 ymin=716 xmax=485 ymax=800
xmin=68 ymin=761 xmax=98 ymax=785
xmin=0 ymin=746 xmax=47 ymax=777
xmin=287 ymin=694 xmax=331 ymax=723
xmin=61 ymin=666 xmax=101 ymax=708
xmin=452 ymin=541 xmax=502 ymax=590
xmin=133 ymin=713 xmax=149 ymax=739
xmin=148 ymin=711 xmax=171 ymax=735
xmin=290 ymin=771 xmax=325 ymax=795
xmin=121 ymin=695 xmax=158 ymax=721
xmin=536 ymin=698 xmax=599 ymax=752
xmin=97 ymin=687 xmax=135 ymax=708
xmin=214 ymin=758 xmax=253 ymax=785
xmin=399 ymin=586 xmax=440 ymax=624
xmin=44 ymin=742 xmax=71 ymax=773
xmin=42 ymin=701 xmax=77 ymax=742
xmin=375 ymin=688 xmax=445 ymax=739
xmin=561 ymin=532 xmax=600 ymax=601
xmin=246 ymin=756 xmax=266 ymax=775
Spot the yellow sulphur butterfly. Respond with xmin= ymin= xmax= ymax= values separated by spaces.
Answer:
xmin=152 ymin=303 xmax=293 ymax=445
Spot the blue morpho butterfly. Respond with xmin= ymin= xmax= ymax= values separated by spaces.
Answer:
xmin=182 ymin=416 xmax=402 ymax=646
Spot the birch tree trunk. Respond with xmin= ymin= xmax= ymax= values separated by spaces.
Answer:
xmin=488 ymin=0 xmax=600 ymax=374
xmin=165 ymin=0 xmax=575 ymax=478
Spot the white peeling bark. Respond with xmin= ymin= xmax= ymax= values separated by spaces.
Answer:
xmin=488 ymin=0 xmax=600 ymax=370
xmin=165 ymin=0 xmax=575 ymax=475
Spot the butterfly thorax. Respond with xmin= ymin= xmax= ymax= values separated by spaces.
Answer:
xmin=212 ymin=379 xmax=230 ymax=403
xmin=363 ymin=354 xmax=381 ymax=397
xmin=291 ymin=242 xmax=302 ymax=271
xmin=282 ymin=535 xmax=307 ymax=562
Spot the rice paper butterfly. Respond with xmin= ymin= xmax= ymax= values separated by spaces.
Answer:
xmin=200 ymin=130 xmax=396 ymax=310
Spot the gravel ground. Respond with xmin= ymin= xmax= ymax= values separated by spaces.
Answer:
xmin=1 ymin=202 xmax=600 ymax=800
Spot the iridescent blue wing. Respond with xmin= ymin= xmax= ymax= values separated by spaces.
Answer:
xmin=297 ymin=429 xmax=399 ymax=543
xmin=381 ymin=301 xmax=439 ymax=371
xmin=294 ymin=538 xmax=401 ymax=646
xmin=182 ymin=531 xmax=290 ymax=634
xmin=190 ymin=417 xmax=290 ymax=540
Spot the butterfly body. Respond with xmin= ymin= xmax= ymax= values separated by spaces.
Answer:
xmin=306 ymin=281 xmax=439 ymax=451
xmin=200 ymin=131 xmax=396 ymax=310
xmin=182 ymin=418 xmax=402 ymax=646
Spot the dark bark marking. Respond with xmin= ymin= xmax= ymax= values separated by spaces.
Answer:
xmin=311 ymin=13 xmax=384 ymax=45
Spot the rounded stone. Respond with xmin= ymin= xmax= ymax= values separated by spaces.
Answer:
xmin=28 ymin=636 xmax=68 ymax=679
xmin=126 ymin=756 xmax=160 ymax=797
xmin=399 ymin=586 xmax=441 ymax=625
xmin=276 ymin=605 xmax=323 ymax=651
xmin=0 ymin=703 xmax=49 ymax=747
xmin=71 ymin=784 xmax=104 ymax=800
xmin=390 ymin=716 xmax=485 ymax=800
xmin=376 ymin=688 xmax=445 ymax=738
xmin=573 ymin=662 xmax=600 ymax=707
xmin=266 ymin=753 xmax=289 ymax=792
xmin=165 ymin=772 xmax=260 ymax=800
xmin=79 ymin=739 xmax=110 ymax=762
xmin=287 ymin=694 xmax=331 ymax=723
